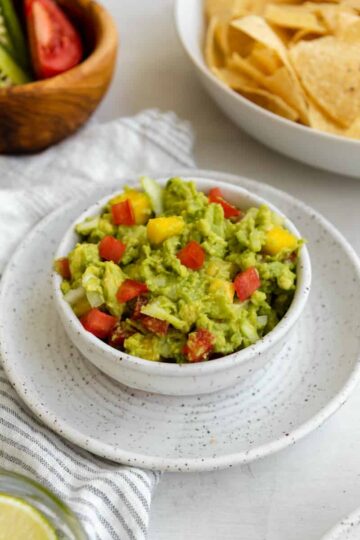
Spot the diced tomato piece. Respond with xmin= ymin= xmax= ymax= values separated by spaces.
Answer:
xmin=116 ymin=279 xmax=148 ymax=303
xmin=130 ymin=296 xmax=168 ymax=335
xmin=208 ymin=187 xmax=222 ymax=199
xmin=25 ymin=0 xmax=83 ymax=79
xmin=111 ymin=200 xmax=136 ymax=226
xmin=80 ymin=308 xmax=117 ymax=340
xmin=54 ymin=257 xmax=71 ymax=279
xmin=99 ymin=236 xmax=126 ymax=263
xmin=208 ymin=187 xmax=241 ymax=219
xmin=177 ymin=241 xmax=205 ymax=270
xmin=234 ymin=267 xmax=261 ymax=302
xmin=131 ymin=295 xmax=148 ymax=320
xmin=108 ymin=322 xmax=134 ymax=349
xmin=141 ymin=316 xmax=169 ymax=336
xmin=183 ymin=329 xmax=215 ymax=363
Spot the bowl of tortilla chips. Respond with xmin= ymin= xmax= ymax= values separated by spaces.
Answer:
xmin=175 ymin=0 xmax=360 ymax=177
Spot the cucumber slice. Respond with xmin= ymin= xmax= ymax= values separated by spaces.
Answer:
xmin=0 ymin=42 xmax=30 ymax=86
xmin=141 ymin=176 xmax=164 ymax=215
xmin=0 ymin=3 xmax=13 ymax=54
xmin=0 ymin=0 xmax=30 ymax=70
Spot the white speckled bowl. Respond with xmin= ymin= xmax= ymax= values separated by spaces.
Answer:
xmin=53 ymin=177 xmax=311 ymax=396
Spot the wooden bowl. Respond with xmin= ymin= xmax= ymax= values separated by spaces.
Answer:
xmin=0 ymin=0 xmax=118 ymax=154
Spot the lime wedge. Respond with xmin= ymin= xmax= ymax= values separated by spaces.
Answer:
xmin=0 ymin=494 xmax=58 ymax=540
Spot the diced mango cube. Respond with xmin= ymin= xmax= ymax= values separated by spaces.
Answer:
xmin=73 ymin=296 xmax=92 ymax=317
xmin=110 ymin=190 xmax=151 ymax=225
xmin=264 ymin=226 xmax=298 ymax=255
xmin=206 ymin=262 xmax=218 ymax=277
xmin=147 ymin=217 xmax=185 ymax=245
xmin=209 ymin=279 xmax=235 ymax=302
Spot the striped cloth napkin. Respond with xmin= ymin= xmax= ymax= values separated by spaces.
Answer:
xmin=0 ymin=109 xmax=195 ymax=540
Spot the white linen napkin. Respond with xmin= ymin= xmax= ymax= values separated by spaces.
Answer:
xmin=0 ymin=109 xmax=195 ymax=540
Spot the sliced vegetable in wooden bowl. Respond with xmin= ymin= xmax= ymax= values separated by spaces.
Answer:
xmin=0 ymin=0 xmax=118 ymax=154
xmin=24 ymin=0 xmax=84 ymax=79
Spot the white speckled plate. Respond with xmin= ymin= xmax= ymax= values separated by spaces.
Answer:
xmin=1 ymin=170 xmax=360 ymax=472
xmin=321 ymin=507 xmax=360 ymax=539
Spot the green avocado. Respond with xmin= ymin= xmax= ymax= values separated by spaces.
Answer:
xmin=56 ymin=178 xmax=301 ymax=363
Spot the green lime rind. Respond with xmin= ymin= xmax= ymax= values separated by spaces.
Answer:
xmin=0 ymin=42 xmax=31 ymax=86
xmin=0 ymin=469 xmax=87 ymax=540
xmin=0 ymin=494 xmax=58 ymax=540
xmin=0 ymin=0 xmax=31 ymax=71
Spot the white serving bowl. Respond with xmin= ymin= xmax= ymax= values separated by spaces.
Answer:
xmin=53 ymin=176 xmax=311 ymax=396
xmin=174 ymin=0 xmax=360 ymax=177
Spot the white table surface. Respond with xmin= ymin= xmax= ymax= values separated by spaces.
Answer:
xmin=96 ymin=1 xmax=360 ymax=538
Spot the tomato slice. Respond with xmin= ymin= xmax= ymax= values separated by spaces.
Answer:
xmin=25 ymin=0 xmax=83 ymax=79
xmin=80 ymin=308 xmax=117 ymax=339
xmin=131 ymin=295 xmax=148 ymax=320
xmin=111 ymin=200 xmax=136 ymax=226
xmin=209 ymin=187 xmax=222 ymax=199
xmin=116 ymin=279 xmax=148 ymax=303
xmin=234 ymin=267 xmax=261 ymax=302
xmin=208 ymin=188 xmax=242 ymax=219
xmin=141 ymin=316 xmax=169 ymax=336
xmin=54 ymin=257 xmax=71 ymax=279
xmin=108 ymin=322 xmax=134 ymax=349
xmin=183 ymin=328 xmax=215 ymax=362
xmin=99 ymin=236 xmax=126 ymax=263
xmin=177 ymin=240 xmax=205 ymax=270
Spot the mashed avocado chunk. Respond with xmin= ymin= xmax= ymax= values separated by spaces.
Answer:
xmin=55 ymin=178 xmax=302 ymax=363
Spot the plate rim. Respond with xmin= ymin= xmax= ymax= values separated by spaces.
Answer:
xmin=1 ymin=168 xmax=360 ymax=472
xmin=320 ymin=506 xmax=360 ymax=540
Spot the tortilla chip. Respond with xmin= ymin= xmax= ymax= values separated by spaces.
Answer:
xmin=238 ymin=87 xmax=300 ymax=119
xmin=311 ymin=2 xmax=355 ymax=31
xmin=212 ymin=66 xmax=256 ymax=87
xmin=248 ymin=0 xmax=269 ymax=14
xmin=205 ymin=16 xmax=224 ymax=68
xmin=265 ymin=66 xmax=309 ymax=123
xmin=289 ymin=36 xmax=360 ymax=127
xmin=206 ymin=0 xmax=265 ymax=19
xmin=228 ymin=22 xmax=255 ymax=55
xmin=205 ymin=0 xmax=239 ymax=19
xmin=308 ymin=98 xmax=360 ymax=139
xmin=231 ymin=15 xmax=291 ymax=65
xmin=336 ymin=12 xmax=360 ymax=41
xmin=270 ymin=0 xmax=304 ymax=5
xmin=264 ymin=4 xmax=325 ymax=31
xmin=229 ymin=53 xmax=309 ymax=122
xmin=271 ymin=25 xmax=294 ymax=45
xmin=346 ymin=117 xmax=360 ymax=138
xmin=212 ymin=65 xmax=299 ymax=120
xmin=228 ymin=52 xmax=269 ymax=85
xmin=307 ymin=98 xmax=344 ymax=134
xmin=337 ymin=0 xmax=360 ymax=9
xmin=213 ymin=0 xmax=268 ymax=55
xmin=230 ymin=18 xmax=310 ymax=121
xmin=214 ymin=18 xmax=231 ymax=55
xmin=290 ymin=27 xmax=326 ymax=44
xmin=203 ymin=0 xmax=360 ymax=138
xmin=249 ymin=43 xmax=283 ymax=74
xmin=231 ymin=16 xmax=305 ymax=82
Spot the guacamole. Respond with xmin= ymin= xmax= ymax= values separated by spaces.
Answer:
xmin=55 ymin=177 xmax=302 ymax=363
